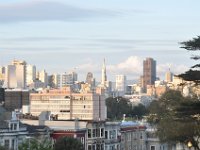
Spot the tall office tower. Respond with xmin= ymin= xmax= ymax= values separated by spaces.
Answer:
xmin=5 ymin=60 xmax=26 ymax=89
xmin=101 ymin=59 xmax=107 ymax=86
xmin=26 ymin=65 xmax=36 ymax=86
xmin=143 ymin=58 xmax=156 ymax=91
xmin=85 ymin=72 xmax=95 ymax=87
xmin=165 ymin=69 xmax=173 ymax=83
xmin=115 ymin=75 xmax=127 ymax=96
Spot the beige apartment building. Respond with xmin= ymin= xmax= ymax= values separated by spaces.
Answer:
xmin=29 ymin=87 xmax=107 ymax=121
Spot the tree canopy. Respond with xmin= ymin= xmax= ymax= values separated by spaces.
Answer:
xmin=18 ymin=138 xmax=53 ymax=150
xmin=54 ymin=136 xmax=84 ymax=150
xmin=179 ymin=36 xmax=200 ymax=84
xmin=148 ymin=90 xmax=200 ymax=150
xmin=106 ymin=96 xmax=147 ymax=120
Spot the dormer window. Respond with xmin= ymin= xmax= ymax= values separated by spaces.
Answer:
xmin=10 ymin=123 xmax=18 ymax=131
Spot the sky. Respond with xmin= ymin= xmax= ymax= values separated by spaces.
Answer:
xmin=0 ymin=0 xmax=200 ymax=81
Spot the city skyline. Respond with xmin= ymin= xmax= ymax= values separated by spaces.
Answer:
xmin=0 ymin=0 xmax=199 ymax=80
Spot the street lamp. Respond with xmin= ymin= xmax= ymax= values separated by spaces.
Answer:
xmin=187 ymin=141 xmax=192 ymax=150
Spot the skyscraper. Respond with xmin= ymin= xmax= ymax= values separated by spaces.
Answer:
xmin=165 ymin=69 xmax=173 ymax=83
xmin=85 ymin=72 xmax=95 ymax=87
xmin=115 ymin=75 xmax=127 ymax=96
xmin=39 ymin=70 xmax=48 ymax=87
xmin=5 ymin=60 xmax=26 ymax=89
xmin=101 ymin=59 xmax=107 ymax=86
xmin=26 ymin=65 xmax=36 ymax=86
xmin=143 ymin=58 xmax=156 ymax=90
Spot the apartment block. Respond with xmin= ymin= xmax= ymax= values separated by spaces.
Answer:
xmin=29 ymin=87 xmax=106 ymax=121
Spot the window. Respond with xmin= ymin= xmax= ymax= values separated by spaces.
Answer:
xmin=151 ymin=145 xmax=156 ymax=150
xmin=92 ymin=129 xmax=96 ymax=138
xmin=88 ymin=129 xmax=91 ymax=138
xmin=92 ymin=144 xmax=96 ymax=150
xmin=105 ymin=131 xmax=108 ymax=139
xmin=140 ymin=132 xmax=143 ymax=139
xmin=14 ymin=124 xmax=17 ymax=130
xmin=88 ymin=145 xmax=92 ymax=150
xmin=81 ymin=137 xmax=84 ymax=144
xmin=4 ymin=140 xmax=9 ymax=150
xmin=101 ymin=144 xmax=104 ymax=150
xmin=12 ymin=139 xmax=15 ymax=150
xmin=101 ymin=128 xmax=104 ymax=137
xmin=96 ymin=129 xmax=100 ymax=137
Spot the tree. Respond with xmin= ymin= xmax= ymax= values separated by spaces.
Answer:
xmin=148 ymin=90 xmax=200 ymax=150
xmin=0 ymin=146 xmax=7 ymax=150
xmin=106 ymin=97 xmax=132 ymax=120
xmin=54 ymin=136 xmax=84 ymax=150
xmin=131 ymin=104 xmax=148 ymax=119
xmin=179 ymin=36 xmax=200 ymax=84
xmin=18 ymin=138 xmax=53 ymax=150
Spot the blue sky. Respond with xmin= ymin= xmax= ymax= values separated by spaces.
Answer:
xmin=0 ymin=0 xmax=199 ymax=81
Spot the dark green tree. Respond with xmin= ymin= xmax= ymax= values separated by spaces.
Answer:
xmin=0 ymin=146 xmax=7 ymax=150
xmin=18 ymin=138 xmax=53 ymax=150
xmin=179 ymin=36 xmax=200 ymax=84
xmin=148 ymin=90 xmax=200 ymax=150
xmin=106 ymin=97 xmax=132 ymax=120
xmin=54 ymin=137 xmax=84 ymax=150
xmin=131 ymin=104 xmax=148 ymax=119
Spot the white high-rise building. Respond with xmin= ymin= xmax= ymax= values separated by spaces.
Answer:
xmin=39 ymin=70 xmax=48 ymax=87
xmin=115 ymin=75 xmax=127 ymax=96
xmin=52 ymin=73 xmax=61 ymax=88
xmin=26 ymin=65 xmax=36 ymax=86
xmin=5 ymin=60 xmax=26 ymax=89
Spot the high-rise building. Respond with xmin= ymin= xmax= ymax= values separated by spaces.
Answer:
xmin=5 ymin=60 xmax=26 ymax=89
xmin=101 ymin=59 xmax=107 ymax=87
xmin=39 ymin=70 xmax=48 ymax=87
xmin=85 ymin=72 xmax=95 ymax=87
xmin=26 ymin=65 xmax=36 ymax=86
xmin=62 ymin=71 xmax=77 ymax=86
xmin=115 ymin=75 xmax=127 ymax=96
xmin=143 ymin=58 xmax=156 ymax=91
xmin=165 ymin=69 xmax=173 ymax=83
xmin=48 ymin=74 xmax=61 ymax=88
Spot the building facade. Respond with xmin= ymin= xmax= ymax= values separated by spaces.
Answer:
xmin=143 ymin=58 xmax=156 ymax=91
xmin=26 ymin=65 xmax=36 ymax=86
xmin=115 ymin=75 xmax=127 ymax=96
xmin=29 ymin=87 xmax=107 ymax=121
xmin=5 ymin=60 xmax=26 ymax=89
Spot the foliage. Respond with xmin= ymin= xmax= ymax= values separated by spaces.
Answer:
xmin=106 ymin=97 xmax=147 ymax=120
xmin=147 ymin=90 xmax=200 ymax=150
xmin=179 ymin=36 xmax=200 ymax=84
xmin=54 ymin=136 xmax=84 ymax=150
xmin=18 ymin=137 xmax=53 ymax=150
xmin=131 ymin=104 xmax=148 ymax=119
xmin=106 ymin=96 xmax=132 ymax=120
xmin=0 ymin=145 xmax=7 ymax=150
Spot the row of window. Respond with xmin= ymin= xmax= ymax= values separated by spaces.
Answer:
xmin=88 ymin=128 xmax=104 ymax=138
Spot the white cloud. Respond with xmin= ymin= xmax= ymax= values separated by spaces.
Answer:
xmin=76 ymin=56 xmax=190 ymax=81
xmin=107 ymin=56 xmax=142 ymax=77
xmin=157 ymin=63 xmax=189 ymax=78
